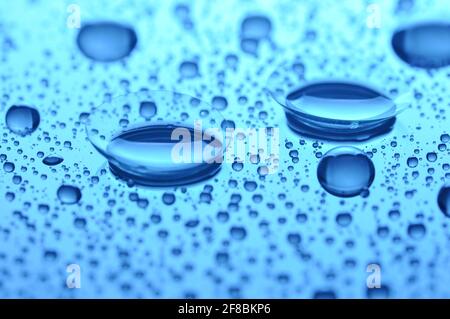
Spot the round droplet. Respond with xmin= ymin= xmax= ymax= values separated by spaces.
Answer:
xmin=86 ymin=90 xmax=225 ymax=187
xmin=336 ymin=212 xmax=352 ymax=227
xmin=407 ymin=223 xmax=426 ymax=239
xmin=426 ymin=152 xmax=437 ymax=162
xmin=240 ymin=15 xmax=272 ymax=40
xmin=3 ymin=161 xmax=15 ymax=173
xmin=57 ymin=185 xmax=82 ymax=204
xmin=77 ymin=22 xmax=137 ymax=62
xmin=179 ymin=61 xmax=198 ymax=78
xmin=392 ymin=22 xmax=450 ymax=69
xmin=437 ymin=186 xmax=450 ymax=217
xmin=317 ymin=146 xmax=375 ymax=197
xmin=162 ymin=192 xmax=176 ymax=205
xmin=407 ymin=156 xmax=418 ymax=168
xmin=230 ymin=226 xmax=247 ymax=240
xmin=43 ymin=155 xmax=64 ymax=166
xmin=5 ymin=105 xmax=40 ymax=136
xmin=139 ymin=101 xmax=157 ymax=120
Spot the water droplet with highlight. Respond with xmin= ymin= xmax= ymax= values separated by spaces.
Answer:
xmin=43 ymin=155 xmax=64 ymax=166
xmin=317 ymin=146 xmax=375 ymax=197
xmin=438 ymin=186 xmax=450 ymax=217
xmin=77 ymin=22 xmax=137 ymax=62
xmin=57 ymin=185 xmax=82 ymax=204
xmin=392 ymin=22 xmax=450 ymax=69
xmin=5 ymin=105 xmax=40 ymax=136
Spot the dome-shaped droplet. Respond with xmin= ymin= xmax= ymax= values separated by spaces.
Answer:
xmin=179 ymin=61 xmax=199 ymax=78
xmin=77 ymin=22 xmax=137 ymax=62
xmin=407 ymin=156 xmax=418 ymax=168
xmin=139 ymin=101 xmax=157 ymax=120
xmin=86 ymin=90 xmax=225 ymax=187
xmin=5 ymin=105 xmax=40 ymax=136
xmin=57 ymin=185 xmax=82 ymax=204
xmin=240 ymin=15 xmax=272 ymax=40
xmin=437 ymin=186 xmax=450 ymax=217
xmin=43 ymin=155 xmax=64 ymax=166
xmin=407 ymin=223 xmax=426 ymax=239
xmin=392 ymin=22 xmax=450 ymax=69
xmin=317 ymin=146 xmax=375 ymax=197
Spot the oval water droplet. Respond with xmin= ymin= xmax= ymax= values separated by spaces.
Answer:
xmin=392 ymin=22 xmax=450 ymax=69
xmin=86 ymin=91 xmax=225 ymax=187
xmin=5 ymin=105 xmax=40 ymax=136
xmin=407 ymin=223 xmax=426 ymax=239
xmin=407 ymin=156 xmax=418 ymax=168
xmin=77 ymin=22 xmax=137 ymax=62
xmin=57 ymin=185 xmax=82 ymax=204
xmin=317 ymin=146 xmax=375 ymax=197
xmin=437 ymin=186 xmax=450 ymax=217
xmin=139 ymin=101 xmax=157 ymax=120
xmin=42 ymin=155 xmax=64 ymax=166
xmin=179 ymin=61 xmax=199 ymax=78
xmin=240 ymin=15 xmax=272 ymax=40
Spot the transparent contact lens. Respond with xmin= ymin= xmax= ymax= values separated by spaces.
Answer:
xmin=86 ymin=90 xmax=224 ymax=186
xmin=267 ymin=54 xmax=411 ymax=141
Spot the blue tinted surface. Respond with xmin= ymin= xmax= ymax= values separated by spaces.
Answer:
xmin=1 ymin=0 xmax=450 ymax=298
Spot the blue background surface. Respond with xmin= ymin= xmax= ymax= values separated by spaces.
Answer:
xmin=1 ymin=0 xmax=450 ymax=298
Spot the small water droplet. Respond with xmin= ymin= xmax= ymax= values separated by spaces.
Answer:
xmin=407 ymin=223 xmax=426 ymax=239
xmin=139 ymin=101 xmax=157 ymax=120
xmin=317 ymin=146 xmax=375 ymax=197
xmin=392 ymin=22 xmax=450 ymax=69
xmin=5 ymin=105 xmax=40 ymax=136
xmin=57 ymin=185 xmax=82 ymax=204
xmin=77 ymin=22 xmax=137 ymax=62
xmin=437 ymin=186 xmax=450 ymax=217
xmin=240 ymin=15 xmax=272 ymax=40
xmin=407 ymin=156 xmax=418 ymax=168
xmin=3 ymin=161 xmax=15 ymax=173
xmin=42 ymin=155 xmax=64 ymax=166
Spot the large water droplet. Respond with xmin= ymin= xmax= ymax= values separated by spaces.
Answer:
xmin=437 ymin=186 xmax=450 ymax=217
xmin=239 ymin=15 xmax=272 ymax=55
xmin=57 ymin=185 xmax=82 ymax=204
xmin=5 ymin=105 xmax=40 ymax=136
xmin=86 ymin=90 xmax=225 ymax=187
xmin=240 ymin=15 xmax=272 ymax=40
xmin=77 ymin=22 xmax=137 ymax=62
xmin=407 ymin=223 xmax=426 ymax=239
xmin=392 ymin=22 xmax=450 ymax=69
xmin=317 ymin=146 xmax=375 ymax=197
